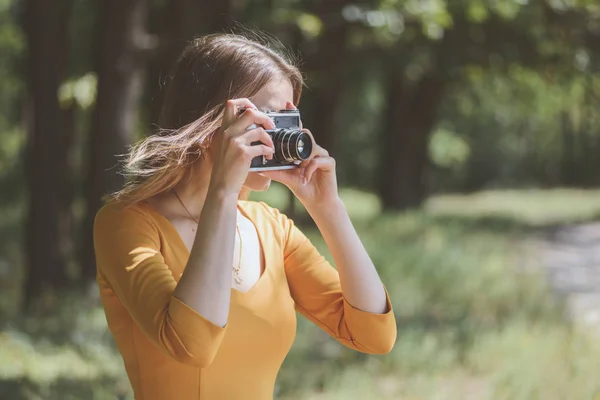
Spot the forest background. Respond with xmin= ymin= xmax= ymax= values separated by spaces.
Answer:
xmin=2 ymin=0 xmax=600 ymax=399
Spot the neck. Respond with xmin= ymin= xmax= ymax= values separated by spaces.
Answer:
xmin=172 ymin=158 xmax=213 ymax=220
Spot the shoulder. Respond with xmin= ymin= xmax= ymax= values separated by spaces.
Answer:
xmin=94 ymin=200 xmax=159 ymax=236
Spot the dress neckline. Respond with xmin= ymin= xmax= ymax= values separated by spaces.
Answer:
xmin=137 ymin=200 xmax=269 ymax=296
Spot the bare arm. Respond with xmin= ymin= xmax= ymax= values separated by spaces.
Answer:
xmin=95 ymin=97 xmax=276 ymax=366
xmin=307 ymin=199 xmax=388 ymax=314
xmin=173 ymin=187 xmax=238 ymax=328
xmin=262 ymin=128 xmax=388 ymax=315
xmin=260 ymin=202 xmax=395 ymax=354
xmin=172 ymin=99 xmax=275 ymax=328
xmin=263 ymin=139 xmax=388 ymax=315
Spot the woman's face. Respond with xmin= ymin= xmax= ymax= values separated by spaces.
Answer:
xmin=242 ymin=77 xmax=295 ymax=192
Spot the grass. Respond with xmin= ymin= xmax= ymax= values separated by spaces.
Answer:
xmin=2 ymin=187 xmax=600 ymax=399
xmin=427 ymin=188 xmax=600 ymax=227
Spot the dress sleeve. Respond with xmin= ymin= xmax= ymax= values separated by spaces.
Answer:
xmin=259 ymin=203 xmax=397 ymax=355
xmin=94 ymin=204 xmax=226 ymax=367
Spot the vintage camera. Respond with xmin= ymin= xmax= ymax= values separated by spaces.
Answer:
xmin=242 ymin=109 xmax=315 ymax=171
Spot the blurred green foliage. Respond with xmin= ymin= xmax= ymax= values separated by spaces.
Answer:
xmin=2 ymin=0 xmax=600 ymax=398
xmin=3 ymin=187 xmax=600 ymax=399
xmin=433 ymin=68 xmax=600 ymax=191
xmin=0 ymin=0 xmax=25 ymax=207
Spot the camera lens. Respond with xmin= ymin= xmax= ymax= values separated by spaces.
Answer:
xmin=272 ymin=129 xmax=313 ymax=162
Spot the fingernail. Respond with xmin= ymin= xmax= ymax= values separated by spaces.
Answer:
xmin=303 ymin=177 xmax=308 ymax=185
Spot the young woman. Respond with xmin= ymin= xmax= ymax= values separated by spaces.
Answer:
xmin=94 ymin=33 xmax=396 ymax=400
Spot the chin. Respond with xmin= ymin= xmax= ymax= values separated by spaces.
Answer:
xmin=243 ymin=173 xmax=272 ymax=192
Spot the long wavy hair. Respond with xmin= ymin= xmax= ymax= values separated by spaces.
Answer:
xmin=110 ymin=33 xmax=303 ymax=205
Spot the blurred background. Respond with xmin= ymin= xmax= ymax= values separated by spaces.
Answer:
xmin=1 ymin=0 xmax=600 ymax=399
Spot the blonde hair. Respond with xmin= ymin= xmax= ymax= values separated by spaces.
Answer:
xmin=110 ymin=33 xmax=303 ymax=205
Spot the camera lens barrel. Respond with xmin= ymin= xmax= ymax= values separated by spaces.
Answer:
xmin=271 ymin=129 xmax=314 ymax=163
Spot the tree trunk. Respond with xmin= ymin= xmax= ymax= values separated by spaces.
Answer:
xmin=379 ymin=70 xmax=446 ymax=211
xmin=23 ymin=0 xmax=72 ymax=305
xmin=146 ymin=0 xmax=232 ymax=127
xmin=302 ymin=5 xmax=348 ymax=157
xmin=560 ymin=111 xmax=576 ymax=186
xmin=81 ymin=0 xmax=150 ymax=281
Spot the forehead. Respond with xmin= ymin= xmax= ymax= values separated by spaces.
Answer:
xmin=250 ymin=77 xmax=294 ymax=112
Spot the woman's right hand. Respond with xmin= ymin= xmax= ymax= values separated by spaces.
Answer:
xmin=209 ymin=98 xmax=276 ymax=194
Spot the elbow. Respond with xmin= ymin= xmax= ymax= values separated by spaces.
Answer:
xmin=170 ymin=345 xmax=220 ymax=368
xmin=376 ymin=325 xmax=398 ymax=354
xmin=194 ymin=352 xmax=219 ymax=368
xmin=375 ymin=325 xmax=397 ymax=354
xmin=158 ymin=318 xmax=224 ymax=368
xmin=159 ymin=298 xmax=227 ymax=367
xmin=352 ymin=334 xmax=396 ymax=355
xmin=159 ymin=330 xmax=222 ymax=368
xmin=187 ymin=342 xmax=221 ymax=368
xmin=349 ymin=325 xmax=397 ymax=355
xmin=363 ymin=335 xmax=396 ymax=355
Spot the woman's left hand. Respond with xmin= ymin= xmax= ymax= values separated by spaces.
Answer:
xmin=260 ymin=139 xmax=340 ymax=209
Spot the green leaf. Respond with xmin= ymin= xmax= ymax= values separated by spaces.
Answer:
xmin=494 ymin=0 xmax=524 ymax=20
xmin=429 ymin=128 xmax=471 ymax=169
xmin=467 ymin=0 xmax=489 ymax=23
xmin=58 ymin=73 xmax=97 ymax=110
xmin=296 ymin=13 xmax=323 ymax=39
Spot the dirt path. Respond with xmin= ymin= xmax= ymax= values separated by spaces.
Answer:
xmin=535 ymin=222 xmax=600 ymax=331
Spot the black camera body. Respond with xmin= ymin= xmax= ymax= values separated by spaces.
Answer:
xmin=243 ymin=109 xmax=315 ymax=172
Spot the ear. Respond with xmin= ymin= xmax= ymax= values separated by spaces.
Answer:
xmin=285 ymin=101 xmax=296 ymax=110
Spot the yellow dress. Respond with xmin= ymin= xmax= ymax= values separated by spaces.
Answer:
xmin=94 ymin=200 xmax=396 ymax=400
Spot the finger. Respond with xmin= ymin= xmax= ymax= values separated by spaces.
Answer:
xmin=241 ymin=127 xmax=274 ymax=149
xmin=222 ymin=98 xmax=258 ymax=130
xmin=226 ymin=108 xmax=276 ymax=137
xmin=304 ymin=157 xmax=335 ymax=184
xmin=261 ymin=167 xmax=302 ymax=186
xmin=246 ymin=144 xmax=275 ymax=160
xmin=285 ymin=101 xmax=297 ymax=110
xmin=309 ymin=141 xmax=329 ymax=157
xmin=303 ymin=160 xmax=317 ymax=184
xmin=302 ymin=129 xmax=325 ymax=158
xmin=299 ymin=140 xmax=328 ymax=168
